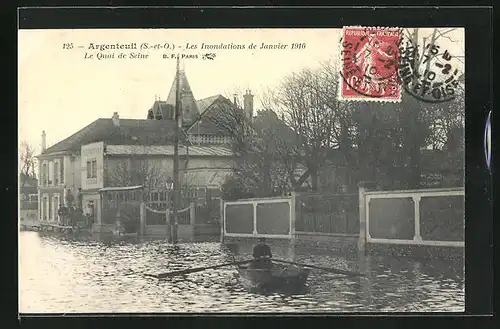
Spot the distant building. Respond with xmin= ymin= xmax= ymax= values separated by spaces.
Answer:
xmin=19 ymin=172 xmax=38 ymax=222
xmin=35 ymin=68 xmax=247 ymax=229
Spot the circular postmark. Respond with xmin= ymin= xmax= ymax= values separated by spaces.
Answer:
xmin=398 ymin=30 xmax=463 ymax=103
xmin=339 ymin=27 xmax=402 ymax=101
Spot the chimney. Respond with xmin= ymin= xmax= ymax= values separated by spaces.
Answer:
xmin=233 ymin=94 xmax=238 ymax=107
xmin=41 ymin=130 xmax=46 ymax=152
xmin=112 ymin=112 xmax=120 ymax=127
xmin=243 ymin=89 xmax=254 ymax=121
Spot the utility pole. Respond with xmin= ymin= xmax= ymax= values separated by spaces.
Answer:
xmin=171 ymin=55 xmax=181 ymax=244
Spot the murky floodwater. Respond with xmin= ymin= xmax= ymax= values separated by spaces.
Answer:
xmin=19 ymin=231 xmax=464 ymax=313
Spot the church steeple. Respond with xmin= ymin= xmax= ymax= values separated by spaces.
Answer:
xmin=165 ymin=65 xmax=200 ymax=126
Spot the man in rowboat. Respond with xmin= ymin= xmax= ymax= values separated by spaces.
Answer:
xmin=250 ymin=237 xmax=273 ymax=270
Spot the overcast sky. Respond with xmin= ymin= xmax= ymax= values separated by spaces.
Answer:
xmin=18 ymin=28 xmax=464 ymax=156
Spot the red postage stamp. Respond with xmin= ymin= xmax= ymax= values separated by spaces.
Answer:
xmin=339 ymin=27 xmax=402 ymax=102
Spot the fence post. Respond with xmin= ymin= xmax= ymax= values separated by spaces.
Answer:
xmin=220 ymin=198 xmax=224 ymax=243
xmin=139 ymin=202 xmax=146 ymax=236
xmin=190 ymin=202 xmax=196 ymax=226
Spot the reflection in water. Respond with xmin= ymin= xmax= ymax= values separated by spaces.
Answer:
xmin=19 ymin=232 xmax=464 ymax=313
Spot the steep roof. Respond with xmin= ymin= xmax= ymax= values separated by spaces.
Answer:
xmin=41 ymin=118 xmax=183 ymax=155
xmin=196 ymin=95 xmax=222 ymax=115
xmin=187 ymin=95 xmax=240 ymax=136
xmin=252 ymin=110 xmax=301 ymax=150
xmin=165 ymin=70 xmax=200 ymax=126
xmin=147 ymin=70 xmax=205 ymax=126
xmin=105 ymin=145 xmax=234 ymax=157
xmin=147 ymin=101 xmax=174 ymax=120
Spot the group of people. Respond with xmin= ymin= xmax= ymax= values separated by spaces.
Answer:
xmin=57 ymin=204 xmax=94 ymax=228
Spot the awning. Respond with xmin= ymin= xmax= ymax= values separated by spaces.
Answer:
xmin=98 ymin=186 xmax=143 ymax=192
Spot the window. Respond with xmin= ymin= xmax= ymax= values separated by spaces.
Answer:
xmin=54 ymin=162 xmax=59 ymax=185
xmin=42 ymin=196 xmax=48 ymax=221
xmin=91 ymin=159 xmax=97 ymax=178
xmin=87 ymin=159 xmax=97 ymax=179
xmin=48 ymin=161 xmax=54 ymax=185
xmin=42 ymin=163 xmax=48 ymax=186
xmin=48 ymin=196 xmax=52 ymax=221
xmin=86 ymin=161 xmax=92 ymax=178
xmin=53 ymin=195 xmax=59 ymax=221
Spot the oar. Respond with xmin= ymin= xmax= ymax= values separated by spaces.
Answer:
xmin=272 ymin=259 xmax=365 ymax=277
xmin=145 ymin=259 xmax=254 ymax=279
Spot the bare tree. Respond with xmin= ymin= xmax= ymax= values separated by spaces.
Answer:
xmin=400 ymin=28 xmax=465 ymax=188
xmin=265 ymin=61 xmax=356 ymax=191
xmin=107 ymin=148 xmax=199 ymax=193
xmin=19 ymin=141 xmax=37 ymax=187
xmin=207 ymin=95 xmax=294 ymax=196
xmin=108 ymin=158 xmax=167 ymax=191
xmin=223 ymin=86 xmax=247 ymax=110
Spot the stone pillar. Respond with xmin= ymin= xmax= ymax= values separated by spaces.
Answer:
xmin=166 ymin=208 xmax=171 ymax=241
xmin=139 ymin=202 xmax=146 ymax=236
xmin=289 ymin=192 xmax=297 ymax=238
xmin=358 ymin=181 xmax=376 ymax=252
xmin=189 ymin=202 xmax=196 ymax=226
xmin=37 ymin=191 xmax=41 ymax=222
xmin=358 ymin=184 xmax=367 ymax=252
xmin=412 ymin=196 xmax=422 ymax=243
xmin=252 ymin=202 xmax=258 ymax=235
xmin=220 ymin=198 xmax=224 ymax=243
xmin=289 ymin=192 xmax=297 ymax=261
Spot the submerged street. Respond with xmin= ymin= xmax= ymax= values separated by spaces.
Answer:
xmin=19 ymin=231 xmax=464 ymax=313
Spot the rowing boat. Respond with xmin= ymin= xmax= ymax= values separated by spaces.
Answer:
xmin=236 ymin=261 xmax=311 ymax=293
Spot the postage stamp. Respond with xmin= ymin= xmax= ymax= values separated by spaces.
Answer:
xmin=398 ymin=29 xmax=463 ymax=103
xmin=339 ymin=26 xmax=402 ymax=102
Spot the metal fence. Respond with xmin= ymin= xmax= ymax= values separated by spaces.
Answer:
xmin=364 ymin=187 xmax=464 ymax=247
xmin=194 ymin=198 xmax=221 ymax=224
xmin=295 ymin=193 xmax=359 ymax=235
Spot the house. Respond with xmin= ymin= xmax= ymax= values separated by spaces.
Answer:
xmin=35 ymin=68 xmax=247 ymax=230
xmin=19 ymin=172 xmax=38 ymax=222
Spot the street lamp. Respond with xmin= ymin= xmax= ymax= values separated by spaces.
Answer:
xmin=165 ymin=176 xmax=175 ymax=243
xmin=166 ymin=177 xmax=174 ymax=191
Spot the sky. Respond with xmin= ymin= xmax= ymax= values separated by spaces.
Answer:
xmin=18 ymin=28 xmax=464 ymax=157
xmin=19 ymin=28 xmax=341 ymax=155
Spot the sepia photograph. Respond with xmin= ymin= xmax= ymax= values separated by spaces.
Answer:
xmin=18 ymin=27 xmax=465 ymax=313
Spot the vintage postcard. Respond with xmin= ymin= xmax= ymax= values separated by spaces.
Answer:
xmin=19 ymin=27 xmax=465 ymax=313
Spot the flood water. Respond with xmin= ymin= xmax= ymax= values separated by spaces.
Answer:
xmin=19 ymin=231 xmax=464 ymax=313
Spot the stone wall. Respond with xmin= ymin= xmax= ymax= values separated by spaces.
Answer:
xmin=145 ymin=225 xmax=168 ymax=238
xmin=223 ymin=233 xmax=463 ymax=261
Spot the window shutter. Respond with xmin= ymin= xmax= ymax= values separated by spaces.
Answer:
xmin=60 ymin=159 xmax=64 ymax=184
